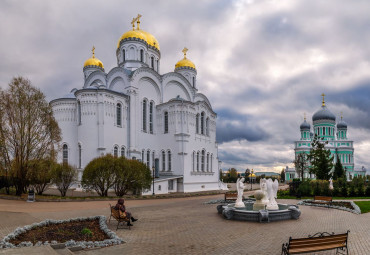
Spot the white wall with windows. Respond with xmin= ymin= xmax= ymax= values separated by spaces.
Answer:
xmin=51 ymin=24 xmax=221 ymax=194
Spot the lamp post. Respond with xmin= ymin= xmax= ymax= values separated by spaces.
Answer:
xmin=152 ymin=165 xmax=155 ymax=196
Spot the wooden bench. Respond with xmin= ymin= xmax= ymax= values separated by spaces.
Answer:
xmin=314 ymin=196 xmax=333 ymax=207
xmin=282 ymin=231 xmax=350 ymax=255
xmin=108 ymin=204 xmax=131 ymax=230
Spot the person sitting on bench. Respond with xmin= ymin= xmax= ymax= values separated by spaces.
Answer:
xmin=114 ymin=198 xmax=138 ymax=226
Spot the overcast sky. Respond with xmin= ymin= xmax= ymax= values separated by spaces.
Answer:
xmin=1 ymin=0 xmax=370 ymax=173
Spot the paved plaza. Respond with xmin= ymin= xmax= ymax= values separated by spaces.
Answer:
xmin=0 ymin=193 xmax=369 ymax=255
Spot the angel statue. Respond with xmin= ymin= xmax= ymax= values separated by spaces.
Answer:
xmin=235 ymin=177 xmax=245 ymax=208
xmin=266 ymin=179 xmax=279 ymax=210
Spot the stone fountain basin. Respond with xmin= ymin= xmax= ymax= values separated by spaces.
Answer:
xmin=217 ymin=202 xmax=301 ymax=223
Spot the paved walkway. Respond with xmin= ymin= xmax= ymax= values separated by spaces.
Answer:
xmin=0 ymin=192 xmax=369 ymax=254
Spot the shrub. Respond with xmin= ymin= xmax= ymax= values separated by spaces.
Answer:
xmin=348 ymin=185 xmax=356 ymax=197
xmin=51 ymin=163 xmax=76 ymax=197
xmin=356 ymin=186 xmax=365 ymax=197
xmin=311 ymin=180 xmax=321 ymax=196
xmin=341 ymin=186 xmax=348 ymax=197
xmin=365 ymin=185 xmax=370 ymax=196
xmin=82 ymin=154 xmax=118 ymax=197
xmin=297 ymin=181 xmax=312 ymax=196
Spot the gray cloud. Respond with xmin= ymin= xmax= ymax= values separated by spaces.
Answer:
xmin=1 ymin=0 xmax=370 ymax=173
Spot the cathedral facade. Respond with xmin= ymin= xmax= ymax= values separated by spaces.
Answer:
xmin=285 ymin=95 xmax=366 ymax=181
xmin=50 ymin=16 xmax=222 ymax=194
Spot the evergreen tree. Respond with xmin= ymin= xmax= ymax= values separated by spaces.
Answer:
xmin=280 ymin=168 xmax=285 ymax=182
xmin=308 ymin=135 xmax=334 ymax=180
xmin=333 ymin=157 xmax=345 ymax=180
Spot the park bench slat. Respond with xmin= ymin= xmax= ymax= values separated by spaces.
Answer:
xmin=282 ymin=231 xmax=349 ymax=255
xmin=289 ymin=243 xmax=346 ymax=254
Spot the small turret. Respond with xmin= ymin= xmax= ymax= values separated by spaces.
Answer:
xmin=83 ymin=46 xmax=104 ymax=80
xmin=175 ymin=47 xmax=197 ymax=88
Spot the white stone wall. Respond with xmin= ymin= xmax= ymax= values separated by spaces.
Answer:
xmin=51 ymin=38 xmax=220 ymax=194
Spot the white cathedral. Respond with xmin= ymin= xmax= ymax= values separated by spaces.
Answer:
xmin=50 ymin=16 xmax=224 ymax=194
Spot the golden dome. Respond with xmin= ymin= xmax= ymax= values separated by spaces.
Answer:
xmin=83 ymin=46 xmax=104 ymax=69
xmin=175 ymin=47 xmax=196 ymax=70
xmin=117 ymin=15 xmax=160 ymax=50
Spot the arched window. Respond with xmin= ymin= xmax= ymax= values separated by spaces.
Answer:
xmin=196 ymin=114 xmax=199 ymax=134
xmin=162 ymin=151 xmax=166 ymax=171
xmin=122 ymin=50 xmax=125 ymax=61
xmin=121 ymin=147 xmax=125 ymax=157
xmin=207 ymin=153 xmax=209 ymax=172
xmin=201 ymin=112 xmax=205 ymax=135
xmin=63 ymin=144 xmax=68 ymax=164
xmin=192 ymin=77 xmax=195 ymax=87
xmin=197 ymin=152 xmax=199 ymax=171
xmin=149 ymin=102 xmax=153 ymax=134
xmin=142 ymin=150 xmax=145 ymax=162
xmin=114 ymin=146 xmax=118 ymax=157
xmin=201 ymin=150 xmax=205 ymax=171
xmin=78 ymin=144 xmax=82 ymax=168
xmin=116 ymin=103 xmax=122 ymax=127
xmin=156 ymin=60 xmax=159 ymax=72
xmin=142 ymin=100 xmax=147 ymax=132
xmin=77 ymin=101 xmax=81 ymax=125
xmin=151 ymin=56 xmax=154 ymax=69
xmin=168 ymin=151 xmax=171 ymax=171
xmin=147 ymin=150 xmax=150 ymax=168
xmin=140 ymin=49 xmax=144 ymax=62
xmin=206 ymin=118 xmax=209 ymax=136
xmin=164 ymin=111 xmax=168 ymax=133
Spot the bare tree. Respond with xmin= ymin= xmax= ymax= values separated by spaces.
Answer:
xmin=0 ymin=77 xmax=61 ymax=195
xmin=293 ymin=153 xmax=309 ymax=181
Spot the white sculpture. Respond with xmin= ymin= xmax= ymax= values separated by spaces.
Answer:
xmin=235 ymin=177 xmax=245 ymax=208
xmin=329 ymin=178 xmax=333 ymax=190
xmin=259 ymin=178 xmax=269 ymax=205
xmin=266 ymin=179 xmax=279 ymax=210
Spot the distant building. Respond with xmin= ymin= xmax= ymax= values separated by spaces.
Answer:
xmin=286 ymin=95 xmax=366 ymax=182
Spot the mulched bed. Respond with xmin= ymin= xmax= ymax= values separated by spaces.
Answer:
xmin=10 ymin=219 xmax=109 ymax=245
xmin=304 ymin=200 xmax=355 ymax=210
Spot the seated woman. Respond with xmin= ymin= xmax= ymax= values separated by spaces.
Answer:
xmin=114 ymin=198 xmax=138 ymax=226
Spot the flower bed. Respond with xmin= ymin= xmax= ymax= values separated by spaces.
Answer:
xmin=0 ymin=216 xmax=123 ymax=249
xmin=297 ymin=200 xmax=361 ymax=214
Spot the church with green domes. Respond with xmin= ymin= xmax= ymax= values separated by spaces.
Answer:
xmin=285 ymin=94 xmax=366 ymax=182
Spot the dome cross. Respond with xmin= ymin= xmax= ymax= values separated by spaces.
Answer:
xmin=321 ymin=93 xmax=326 ymax=106
xmin=136 ymin=14 xmax=142 ymax=30
xmin=131 ymin=17 xmax=137 ymax=30
xmin=182 ymin=47 xmax=188 ymax=59
xmin=92 ymin=46 xmax=95 ymax=58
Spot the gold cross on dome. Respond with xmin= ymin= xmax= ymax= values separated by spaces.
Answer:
xmin=182 ymin=47 xmax=188 ymax=59
xmin=304 ymin=112 xmax=306 ymax=121
xmin=321 ymin=93 xmax=325 ymax=106
xmin=131 ymin=17 xmax=137 ymax=30
xmin=92 ymin=46 xmax=95 ymax=58
xmin=341 ymin=111 xmax=343 ymax=120
xmin=136 ymin=14 xmax=142 ymax=29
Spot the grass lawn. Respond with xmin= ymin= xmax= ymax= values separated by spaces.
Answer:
xmin=354 ymin=201 xmax=370 ymax=213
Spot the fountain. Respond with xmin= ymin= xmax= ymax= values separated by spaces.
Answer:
xmin=217 ymin=178 xmax=301 ymax=223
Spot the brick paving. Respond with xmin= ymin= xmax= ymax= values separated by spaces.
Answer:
xmin=0 ymin=194 xmax=369 ymax=255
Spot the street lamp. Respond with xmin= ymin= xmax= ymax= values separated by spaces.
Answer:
xmin=250 ymin=169 xmax=256 ymax=190
xmin=152 ymin=165 xmax=155 ymax=195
